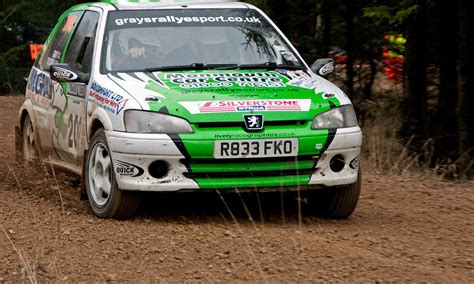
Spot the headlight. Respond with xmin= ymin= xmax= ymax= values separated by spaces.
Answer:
xmin=124 ymin=110 xmax=193 ymax=134
xmin=312 ymin=105 xmax=358 ymax=129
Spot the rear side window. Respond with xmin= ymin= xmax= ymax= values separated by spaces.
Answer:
xmin=38 ymin=11 xmax=82 ymax=71
xmin=64 ymin=11 xmax=100 ymax=74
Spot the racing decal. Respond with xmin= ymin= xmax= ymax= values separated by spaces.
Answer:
xmin=142 ymin=72 xmax=167 ymax=88
xmin=350 ymin=156 xmax=360 ymax=169
xmin=163 ymin=72 xmax=286 ymax=88
xmin=63 ymin=14 xmax=78 ymax=33
xmin=46 ymin=50 xmax=62 ymax=67
xmin=168 ymin=134 xmax=191 ymax=171
xmin=88 ymin=82 xmax=129 ymax=115
xmin=320 ymin=128 xmax=337 ymax=153
xmin=108 ymin=73 xmax=168 ymax=98
xmin=26 ymin=68 xmax=51 ymax=100
xmin=108 ymin=9 xmax=266 ymax=30
xmin=214 ymin=132 xmax=296 ymax=140
xmin=116 ymin=160 xmax=144 ymax=177
xmin=287 ymin=74 xmax=321 ymax=90
xmin=280 ymin=51 xmax=298 ymax=62
xmin=51 ymin=82 xmax=85 ymax=165
xmin=52 ymin=66 xmax=78 ymax=81
xmin=67 ymin=83 xmax=85 ymax=98
xmin=179 ymin=99 xmax=311 ymax=114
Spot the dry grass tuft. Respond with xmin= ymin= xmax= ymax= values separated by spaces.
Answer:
xmin=361 ymin=103 xmax=469 ymax=180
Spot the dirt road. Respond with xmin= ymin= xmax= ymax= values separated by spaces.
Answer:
xmin=1 ymin=96 xmax=473 ymax=282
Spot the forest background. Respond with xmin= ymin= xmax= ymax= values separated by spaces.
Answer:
xmin=0 ymin=0 xmax=472 ymax=179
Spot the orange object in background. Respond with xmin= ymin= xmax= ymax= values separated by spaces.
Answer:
xmin=29 ymin=44 xmax=43 ymax=61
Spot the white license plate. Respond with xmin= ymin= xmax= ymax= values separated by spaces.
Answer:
xmin=214 ymin=138 xmax=298 ymax=159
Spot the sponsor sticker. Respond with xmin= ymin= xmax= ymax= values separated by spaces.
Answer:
xmin=116 ymin=160 xmax=144 ymax=177
xmin=88 ymin=82 xmax=128 ymax=115
xmin=26 ymin=68 xmax=51 ymax=99
xmin=164 ymin=72 xmax=286 ymax=88
xmin=179 ymin=99 xmax=311 ymax=114
xmin=280 ymin=51 xmax=298 ymax=62
xmin=350 ymin=156 xmax=360 ymax=169
xmin=53 ymin=67 xmax=78 ymax=81
xmin=287 ymin=76 xmax=320 ymax=90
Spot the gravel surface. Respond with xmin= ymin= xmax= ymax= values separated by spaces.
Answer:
xmin=1 ymin=96 xmax=473 ymax=282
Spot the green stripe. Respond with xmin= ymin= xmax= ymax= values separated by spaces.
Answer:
xmin=190 ymin=159 xmax=315 ymax=173
xmin=194 ymin=175 xmax=311 ymax=189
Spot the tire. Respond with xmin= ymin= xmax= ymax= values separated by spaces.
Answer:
xmin=85 ymin=129 xmax=139 ymax=219
xmin=312 ymin=170 xmax=362 ymax=219
xmin=22 ymin=115 xmax=38 ymax=162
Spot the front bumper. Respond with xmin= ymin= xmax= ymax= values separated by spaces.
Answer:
xmin=106 ymin=127 xmax=362 ymax=192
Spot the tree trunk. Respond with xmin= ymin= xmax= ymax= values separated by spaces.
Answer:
xmin=345 ymin=0 xmax=355 ymax=97
xmin=363 ymin=49 xmax=376 ymax=100
xmin=457 ymin=0 xmax=474 ymax=178
xmin=315 ymin=0 xmax=332 ymax=58
xmin=400 ymin=0 xmax=427 ymax=142
xmin=433 ymin=0 xmax=459 ymax=161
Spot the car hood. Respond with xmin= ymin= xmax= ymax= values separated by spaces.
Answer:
xmin=107 ymin=69 xmax=349 ymax=123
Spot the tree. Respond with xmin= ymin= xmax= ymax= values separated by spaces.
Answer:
xmin=457 ymin=0 xmax=474 ymax=177
xmin=432 ymin=0 xmax=459 ymax=161
xmin=314 ymin=0 xmax=332 ymax=58
xmin=345 ymin=0 xmax=355 ymax=97
xmin=400 ymin=0 xmax=428 ymax=142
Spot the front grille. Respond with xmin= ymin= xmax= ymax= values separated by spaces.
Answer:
xmin=181 ymin=156 xmax=318 ymax=179
xmin=184 ymin=169 xmax=315 ymax=179
xmin=195 ymin=120 xmax=307 ymax=129
xmin=181 ymin=155 xmax=317 ymax=165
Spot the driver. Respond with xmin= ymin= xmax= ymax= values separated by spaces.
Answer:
xmin=112 ymin=37 xmax=156 ymax=70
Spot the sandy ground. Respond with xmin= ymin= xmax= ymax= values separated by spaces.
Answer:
xmin=0 ymin=96 xmax=473 ymax=282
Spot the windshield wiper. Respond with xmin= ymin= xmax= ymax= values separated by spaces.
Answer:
xmin=215 ymin=62 xmax=306 ymax=71
xmin=146 ymin=63 xmax=206 ymax=72
xmin=146 ymin=62 xmax=306 ymax=72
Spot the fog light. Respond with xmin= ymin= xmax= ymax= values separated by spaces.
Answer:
xmin=330 ymin=155 xmax=345 ymax=173
xmin=149 ymin=161 xmax=169 ymax=179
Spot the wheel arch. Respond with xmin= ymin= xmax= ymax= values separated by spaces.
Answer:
xmin=18 ymin=99 xmax=34 ymax=134
xmin=87 ymin=108 xmax=113 ymax=143
xmin=82 ymin=109 xmax=113 ymax=200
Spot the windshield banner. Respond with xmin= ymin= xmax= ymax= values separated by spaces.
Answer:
xmin=108 ymin=9 xmax=267 ymax=30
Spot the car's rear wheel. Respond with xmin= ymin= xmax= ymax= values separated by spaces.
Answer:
xmin=85 ymin=129 xmax=139 ymax=219
xmin=22 ymin=115 xmax=38 ymax=162
xmin=311 ymin=170 xmax=361 ymax=219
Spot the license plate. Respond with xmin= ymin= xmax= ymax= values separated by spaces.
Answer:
xmin=214 ymin=138 xmax=298 ymax=159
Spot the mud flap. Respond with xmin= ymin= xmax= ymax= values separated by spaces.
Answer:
xmin=80 ymin=150 xmax=88 ymax=200
xmin=15 ymin=125 xmax=23 ymax=162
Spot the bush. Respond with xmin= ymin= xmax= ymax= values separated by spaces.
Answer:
xmin=0 ymin=45 xmax=32 ymax=95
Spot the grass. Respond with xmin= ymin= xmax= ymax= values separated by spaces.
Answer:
xmin=1 ymin=226 xmax=37 ymax=284
xmin=361 ymin=103 xmax=471 ymax=181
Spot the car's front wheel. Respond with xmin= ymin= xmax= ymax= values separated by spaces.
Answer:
xmin=310 ymin=170 xmax=362 ymax=219
xmin=85 ymin=129 xmax=139 ymax=219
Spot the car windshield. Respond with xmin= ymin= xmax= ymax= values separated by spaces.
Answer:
xmin=102 ymin=8 xmax=304 ymax=72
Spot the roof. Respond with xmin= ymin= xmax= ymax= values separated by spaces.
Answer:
xmin=99 ymin=0 xmax=247 ymax=10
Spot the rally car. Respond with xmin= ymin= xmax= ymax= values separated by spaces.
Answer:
xmin=16 ymin=0 xmax=362 ymax=219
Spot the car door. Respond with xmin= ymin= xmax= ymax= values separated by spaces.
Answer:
xmin=29 ymin=11 xmax=82 ymax=157
xmin=50 ymin=10 xmax=101 ymax=171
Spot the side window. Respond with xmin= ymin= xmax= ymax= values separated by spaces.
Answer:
xmin=64 ymin=11 xmax=100 ymax=74
xmin=38 ymin=11 xmax=82 ymax=71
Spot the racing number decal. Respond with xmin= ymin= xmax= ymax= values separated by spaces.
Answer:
xmin=67 ymin=114 xmax=81 ymax=149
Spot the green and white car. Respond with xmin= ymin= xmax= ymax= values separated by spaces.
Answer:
xmin=17 ymin=0 xmax=362 ymax=219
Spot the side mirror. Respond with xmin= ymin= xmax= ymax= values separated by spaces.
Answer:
xmin=310 ymin=58 xmax=335 ymax=76
xmin=50 ymin=64 xmax=89 ymax=84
